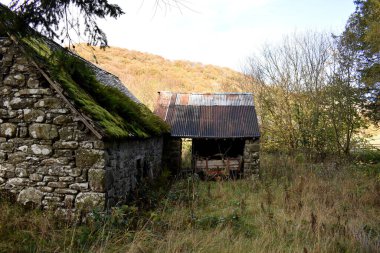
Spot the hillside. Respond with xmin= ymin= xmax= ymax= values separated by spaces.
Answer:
xmin=73 ymin=44 xmax=248 ymax=109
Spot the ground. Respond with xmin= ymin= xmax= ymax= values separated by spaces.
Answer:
xmin=0 ymin=154 xmax=379 ymax=252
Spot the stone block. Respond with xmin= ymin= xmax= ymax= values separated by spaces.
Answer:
xmin=17 ymin=187 xmax=44 ymax=207
xmin=53 ymin=115 xmax=72 ymax=125
xmin=55 ymin=149 xmax=74 ymax=157
xmin=58 ymin=127 xmax=75 ymax=140
xmin=75 ymin=192 xmax=105 ymax=211
xmin=30 ymin=144 xmax=52 ymax=155
xmin=75 ymin=175 xmax=87 ymax=183
xmin=53 ymin=141 xmax=78 ymax=149
xmin=49 ymin=109 xmax=69 ymax=114
xmin=15 ymin=167 xmax=28 ymax=178
xmin=12 ymin=64 xmax=28 ymax=72
xmin=7 ymin=178 xmax=30 ymax=187
xmin=54 ymin=188 xmax=78 ymax=195
xmin=3 ymin=73 xmax=25 ymax=86
xmin=23 ymin=109 xmax=45 ymax=122
xmin=39 ymin=186 xmax=54 ymax=193
xmin=27 ymin=78 xmax=39 ymax=88
xmin=40 ymin=157 xmax=69 ymax=166
xmin=0 ymin=163 xmax=15 ymax=177
xmin=69 ymin=182 xmax=89 ymax=191
xmin=43 ymin=176 xmax=58 ymax=182
xmin=66 ymin=168 xmax=82 ymax=177
xmin=88 ymin=169 xmax=105 ymax=192
xmin=0 ymin=151 xmax=6 ymax=162
xmin=44 ymin=196 xmax=62 ymax=202
xmin=7 ymin=152 xmax=27 ymax=163
xmin=44 ymin=166 xmax=73 ymax=177
xmin=19 ymin=89 xmax=51 ymax=96
xmin=30 ymin=173 xmax=43 ymax=181
xmin=0 ymin=142 xmax=14 ymax=152
xmin=29 ymin=123 xmax=58 ymax=140
xmin=75 ymin=149 xmax=104 ymax=168
xmin=59 ymin=176 xmax=74 ymax=182
xmin=0 ymin=123 xmax=17 ymax=138
xmin=79 ymin=141 xmax=93 ymax=149
xmin=34 ymin=98 xmax=63 ymax=109
xmin=47 ymin=182 xmax=68 ymax=188
xmin=18 ymin=126 xmax=28 ymax=137
xmin=0 ymin=86 xmax=11 ymax=95
xmin=9 ymin=97 xmax=35 ymax=109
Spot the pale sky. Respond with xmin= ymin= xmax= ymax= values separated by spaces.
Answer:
xmin=2 ymin=0 xmax=356 ymax=71
xmin=96 ymin=0 xmax=356 ymax=71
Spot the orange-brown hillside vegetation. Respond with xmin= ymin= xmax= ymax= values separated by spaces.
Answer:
xmin=73 ymin=44 xmax=250 ymax=109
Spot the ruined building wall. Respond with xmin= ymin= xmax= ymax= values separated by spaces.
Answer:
xmin=162 ymin=137 xmax=182 ymax=174
xmin=104 ymin=137 xmax=163 ymax=208
xmin=0 ymin=37 xmax=106 ymax=213
xmin=0 ymin=37 xmax=168 ymax=214
xmin=243 ymin=138 xmax=260 ymax=175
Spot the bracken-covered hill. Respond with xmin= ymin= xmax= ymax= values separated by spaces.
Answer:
xmin=73 ymin=44 xmax=250 ymax=109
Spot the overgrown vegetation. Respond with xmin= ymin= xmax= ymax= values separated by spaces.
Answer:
xmin=0 ymin=153 xmax=379 ymax=252
xmin=246 ymin=31 xmax=371 ymax=158
xmin=21 ymin=36 xmax=169 ymax=139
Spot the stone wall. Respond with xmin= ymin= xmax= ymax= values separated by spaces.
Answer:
xmin=104 ymin=137 xmax=163 ymax=208
xmin=243 ymin=138 xmax=260 ymax=175
xmin=162 ymin=137 xmax=182 ymax=174
xmin=0 ymin=37 xmax=107 ymax=213
xmin=0 ymin=36 xmax=182 ymax=215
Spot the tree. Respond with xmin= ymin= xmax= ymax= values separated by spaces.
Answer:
xmin=245 ymin=31 xmax=366 ymax=158
xmin=343 ymin=0 xmax=380 ymax=122
xmin=3 ymin=0 xmax=123 ymax=47
xmin=326 ymin=34 xmax=366 ymax=155
xmin=1 ymin=0 xmax=183 ymax=48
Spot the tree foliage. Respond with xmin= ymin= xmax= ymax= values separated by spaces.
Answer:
xmin=343 ymin=0 xmax=380 ymax=122
xmin=4 ymin=0 xmax=124 ymax=47
xmin=2 ymin=0 xmax=185 ymax=47
xmin=246 ymin=32 xmax=366 ymax=158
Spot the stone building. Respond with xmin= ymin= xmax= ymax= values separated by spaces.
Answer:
xmin=0 ymin=13 xmax=169 ymax=214
xmin=154 ymin=92 xmax=260 ymax=177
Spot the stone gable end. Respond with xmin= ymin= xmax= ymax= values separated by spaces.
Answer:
xmin=0 ymin=37 xmax=106 ymax=213
xmin=0 ymin=37 xmax=165 ymax=216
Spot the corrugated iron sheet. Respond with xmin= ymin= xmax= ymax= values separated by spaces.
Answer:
xmin=154 ymin=92 xmax=260 ymax=138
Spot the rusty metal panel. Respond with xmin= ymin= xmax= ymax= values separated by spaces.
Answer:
xmin=153 ymin=91 xmax=173 ymax=120
xmin=154 ymin=92 xmax=260 ymax=138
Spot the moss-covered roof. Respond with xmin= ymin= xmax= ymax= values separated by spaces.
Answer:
xmin=0 ymin=4 xmax=169 ymax=139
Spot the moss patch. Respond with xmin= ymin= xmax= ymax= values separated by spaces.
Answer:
xmin=20 ymin=36 xmax=169 ymax=139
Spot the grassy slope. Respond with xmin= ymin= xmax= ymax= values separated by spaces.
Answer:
xmin=73 ymin=44 xmax=248 ymax=109
xmin=1 ymin=155 xmax=379 ymax=252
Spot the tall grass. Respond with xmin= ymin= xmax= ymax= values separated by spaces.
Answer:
xmin=0 ymin=154 xmax=379 ymax=252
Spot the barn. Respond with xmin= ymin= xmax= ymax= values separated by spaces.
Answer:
xmin=154 ymin=92 xmax=260 ymax=177
xmin=0 ymin=4 xmax=169 ymax=214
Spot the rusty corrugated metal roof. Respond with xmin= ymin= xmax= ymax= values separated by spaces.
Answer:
xmin=154 ymin=92 xmax=260 ymax=138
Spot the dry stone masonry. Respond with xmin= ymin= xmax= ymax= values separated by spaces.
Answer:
xmin=0 ymin=37 xmax=164 ymax=215
xmin=243 ymin=139 xmax=260 ymax=175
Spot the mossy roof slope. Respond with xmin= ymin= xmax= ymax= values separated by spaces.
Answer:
xmin=0 ymin=4 xmax=169 ymax=139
